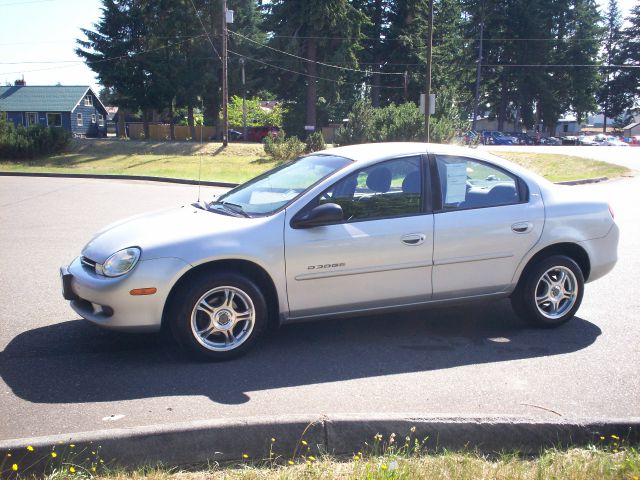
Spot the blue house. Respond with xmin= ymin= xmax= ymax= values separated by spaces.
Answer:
xmin=0 ymin=85 xmax=108 ymax=137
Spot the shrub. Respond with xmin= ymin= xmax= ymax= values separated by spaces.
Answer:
xmin=305 ymin=131 xmax=326 ymax=153
xmin=0 ymin=115 xmax=71 ymax=159
xmin=263 ymin=132 xmax=306 ymax=162
xmin=335 ymin=99 xmax=376 ymax=145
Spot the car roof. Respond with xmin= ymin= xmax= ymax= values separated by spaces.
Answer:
xmin=315 ymin=142 xmax=552 ymax=187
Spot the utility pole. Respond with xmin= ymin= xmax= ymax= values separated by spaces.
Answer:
xmin=472 ymin=2 xmax=484 ymax=132
xmin=403 ymin=70 xmax=408 ymax=102
xmin=240 ymin=57 xmax=247 ymax=142
xmin=221 ymin=0 xmax=229 ymax=147
xmin=424 ymin=0 xmax=433 ymax=142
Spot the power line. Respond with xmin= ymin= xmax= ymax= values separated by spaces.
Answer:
xmin=187 ymin=0 xmax=222 ymax=61
xmin=230 ymin=30 xmax=404 ymax=76
xmin=0 ymin=0 xmax=56 ymax=6
xmin=227 ymin=48 xmax=405 ymax=89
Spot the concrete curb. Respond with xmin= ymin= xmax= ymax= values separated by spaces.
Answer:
xmin=0 ymin=171 xmax=609 ymax=187
xmin=556 ymin=176 xmax=608 ymax=186
xmin=0 ymin=171 xmax=239 ymax=188
xmin=1 ymin=415 xmax=638 ymax=472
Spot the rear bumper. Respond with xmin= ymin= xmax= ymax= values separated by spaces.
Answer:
xmin=62 ymin=255 xmax=191 ymax=332
xmin=579 ymin=223 xmax=619 ymax=283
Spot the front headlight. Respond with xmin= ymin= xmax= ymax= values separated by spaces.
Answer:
xmin=100 ymin=247 xmax=141 ymax=277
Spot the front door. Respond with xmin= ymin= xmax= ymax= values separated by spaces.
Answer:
xmin=431 ymin=154 xmax=544 ymax=299
xmin=284 ymin=155 xmax=434 ymax=319
xmin=26 ymin=112 xmax=37 ymax=127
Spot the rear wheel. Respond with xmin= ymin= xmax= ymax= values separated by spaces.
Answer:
xmin=511 ymin=255 xmax=584 ymax=327
xmin=170 ymin=272 xmax=266 ymax=360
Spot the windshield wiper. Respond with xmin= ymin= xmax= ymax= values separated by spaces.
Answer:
xmin=208 ymin=201 xmax=250 ymax=217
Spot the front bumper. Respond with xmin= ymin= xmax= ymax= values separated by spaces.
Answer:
xmin=62 ymin=255 xmax=192 ymax=332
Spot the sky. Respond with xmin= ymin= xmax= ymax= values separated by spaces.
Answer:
xmin=0 ymin=0 xmax=637 ymax=94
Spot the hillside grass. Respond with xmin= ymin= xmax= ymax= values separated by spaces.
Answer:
xmin=0 ymin=139 xmax=631 ymax=184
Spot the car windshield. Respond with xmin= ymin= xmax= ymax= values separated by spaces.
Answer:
xmin=213 ymin=154 xmax=352 ymax=216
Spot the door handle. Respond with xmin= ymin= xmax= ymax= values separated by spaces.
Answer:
xmin=401 ymin=233 xmax=426 ymax=246
xmin=511 ymin=222 xmax=533 ymax=234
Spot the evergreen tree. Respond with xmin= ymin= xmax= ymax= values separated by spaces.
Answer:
xmin=597 ymin=0 xmax=624 ymax=131
xmin=611 ymin=3 xmax=640 ymax=115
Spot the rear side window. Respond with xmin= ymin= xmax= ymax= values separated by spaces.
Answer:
xmin=318 ymin=156 xmax=423 ymax=222
xmin=435 ymin=155 xmax=521 ymax=211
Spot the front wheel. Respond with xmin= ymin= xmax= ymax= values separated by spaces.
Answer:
xmin=511 ymin=255 xmax=584 ymax=328
xmin=170 ymin=272 xmax=267 ymax=360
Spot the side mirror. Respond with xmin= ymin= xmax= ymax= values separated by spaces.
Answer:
xmin=291 ymin=203 xmax=344 ymax=229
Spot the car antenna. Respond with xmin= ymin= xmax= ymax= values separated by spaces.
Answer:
xmin=196 ymin=97 xmax=204 ymax=204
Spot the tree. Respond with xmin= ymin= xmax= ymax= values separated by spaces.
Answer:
xmin=597 ymin=0 xmax=624 ymax=132
xmin=611 ymin=4 xmax=640 ymax=115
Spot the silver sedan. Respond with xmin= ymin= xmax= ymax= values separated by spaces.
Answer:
xmin=61 ymin=143 xmax=619 ymax=360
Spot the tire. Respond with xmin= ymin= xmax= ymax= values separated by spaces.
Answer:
xmin=169 ymin=272 xmax=267 ymax=360
xmin=511 ymin=255 xmax=584 ymax=328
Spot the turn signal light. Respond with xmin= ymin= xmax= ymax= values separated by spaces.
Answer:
xmin=129 ymin=288 xmax=157 ymax=296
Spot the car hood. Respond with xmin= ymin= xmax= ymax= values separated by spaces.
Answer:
xmin=81 ymin=206 xmax=250 ymax=263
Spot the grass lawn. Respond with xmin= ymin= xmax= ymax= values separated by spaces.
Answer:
xmin=0 ymin=139 xmax=631 ymax=184
xmin=15 ymin=446 xmax=639 ymax=480
xmin=488 ymin=150 xmax=630 ymax=183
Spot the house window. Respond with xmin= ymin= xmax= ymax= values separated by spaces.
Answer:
xmin=98 ymin=114 xmax=104 ymax=126
xmin=26 ymin=112 xmax=38 ymax=126
xmin=84 ymin=95 xmax=93 ymax=106
xmin=91 ymin=114 xmax=96 ymax=124
xmin=47 ymin=113 xmax=62 ymax=127
xmin=77 ymin=113 xmax=83 ymax=127
xmin=563 ymin=124 xmax=569 ymax=133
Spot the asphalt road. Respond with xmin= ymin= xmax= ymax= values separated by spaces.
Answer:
xmin=1 ymin=165 xmax=639 ymax=441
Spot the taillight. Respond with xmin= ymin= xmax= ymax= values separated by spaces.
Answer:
xmin=608 ymin=203 xmax=615 ymax=219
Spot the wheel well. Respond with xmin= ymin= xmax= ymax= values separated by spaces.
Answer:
xmin=518 ymin=243 xmax=591 ymax=286
xmin=161 ymin=259 xmax=281 ymax=331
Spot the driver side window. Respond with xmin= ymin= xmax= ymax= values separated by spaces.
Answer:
xmin=318 ymin=156 xmax=423 ymax=222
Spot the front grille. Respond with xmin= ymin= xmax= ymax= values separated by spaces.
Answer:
xmin=80 ymin=256 xmax=97 ymax=271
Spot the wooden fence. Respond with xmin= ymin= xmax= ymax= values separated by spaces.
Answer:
xmin=126 ymin=123 xmax=217 ymax=141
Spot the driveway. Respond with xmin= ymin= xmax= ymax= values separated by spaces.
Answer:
xmin=1 ymin=175 xmax=638 ymax=441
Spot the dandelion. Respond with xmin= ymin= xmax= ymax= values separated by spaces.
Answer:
xmin=7 ymin=453 xmax=11 ymax=457
xmin=26 ymin=446 xmax=34 ymax=452
xmin=309 ymin=456 xmax=316 ymax=461
xmin=69 ymin=467 xmax=76 ymax=473
xmin=301 ymin=440 xmax=308 ymax=446
xmin=51 ymin=452 xmax=57 ymax=458
xmin=381 ymin=464 xmax=388 ymax=470
xmin=600 ymin=436 xmax=605 ymax=440
xmin=611 ymin=435 xmax=619 ymax=440
xmin=242 ymin=453 xmax=249 ymax=459
xmin=271 ymin=437 xmax=276 ymax=443
xmin=353 ymin=454 xmax=360 ymax=461
xmin=613 ymin=449 xmax=618 ymax=453
xmin=69 ymin=444 xmax=76 ymax=448
xmin=389 ymin=460 xmax=399 ymax=471
xmin=11 ymin=464 xmax=18 ymax=471
xmin=306 ymin=461 xmax=311 ymax=466
xmin=91 ymin=451 xmax=96 ymax=455
xmin=99 ymin=460 xmax=104 ymax=463
xmin=91 ymin=467 xmax=96 ymax=472
xmin=410 ymin=426 xmax=416 ymax=433
xmin=288 ymin=460 xmax=294 ymax=465
xmin=374 ymin=434 xmax=383 ymax=441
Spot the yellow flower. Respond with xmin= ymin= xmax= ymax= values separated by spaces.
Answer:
xmin=309 ymin=456 xmax=316 ymax=461
xmin=381 ymin=464 xmax=388 ymax=470
xmin=92 ymin=467 xmax=96 ymax=472
xmin=288 ymin=460 xmax=294 ymax=465
xmin=271 ymin=437 xmax=276 ymax=443
xmin=69 ymin=467 xmax=76 ymax=473
xmin=69 ymin=444 xmax=76 ymax=448
xmin=27 ymin=446 xmax=34 ymax=452
xmin=600 ymin=436 xmax=605 ymax=440
xmin=301 ymin=440 xmax=308 ymax=446
xmin=353 ymin=455 xmax=360 ymax=461
xmin=7 ymin=453 xmax=11 ymax=457
xmin=12 ymin=464 xmax=18 ymax=471
xmin=51 ymin=452 xmax=57 ymax=458
xmin=410 ymin=426 xmax=416 ymax=433
xmin=306 ymin=461 xmax=311 ymax=466
xmin=242 ymin=453 xmax=249 ymax=459
xmin=611 ymin=435 xmax=619 ymax=440
xmin=613 ymin=449 xmax=618 ymax=453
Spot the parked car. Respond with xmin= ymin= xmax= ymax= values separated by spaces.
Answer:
xmin=540 ymin=136 xmax=562 ymax=145
xmin=600 ymin=136 xmax=629 ymax=147
xmin=482 ymin=131 xmax=517 ymax=145
xmin=506 ymin=132 xmax=535 ymax=145
xmin=578 ymin=135 xmax=599 ymax=146
xmin=247 ymin=126 xmax=280 ymax=142
xmin=61 ymin=143 xmax=619 ymax=360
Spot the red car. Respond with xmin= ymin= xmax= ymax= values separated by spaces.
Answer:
xmin=247 ymin=126 xmax=280 ymax=142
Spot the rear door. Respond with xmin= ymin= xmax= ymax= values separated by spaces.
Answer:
xmin=431 ymin=154 xmax=544 ymax=299
xmin=284 ymin=155 xmax=434 ymax=319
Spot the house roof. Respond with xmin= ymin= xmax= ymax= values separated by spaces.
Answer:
xmin=0 ymin=85 xmax=104 ymax=112
xmin=623 ymin=121 xmax=640 ymax=130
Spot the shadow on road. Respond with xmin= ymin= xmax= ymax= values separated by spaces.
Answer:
xmin=0 ymin=300 xmax=600 ymax=405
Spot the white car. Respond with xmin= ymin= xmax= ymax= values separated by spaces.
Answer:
xmin=61 ymin=143 xmax=619 ymax=360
